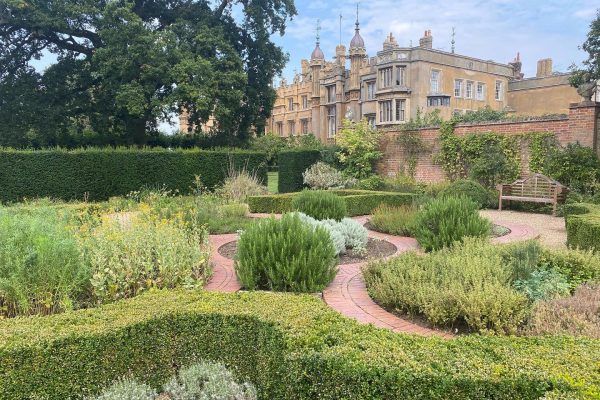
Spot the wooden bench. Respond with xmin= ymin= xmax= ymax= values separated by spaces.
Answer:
xmin=496 ymin=174 xmax=569 ymax=216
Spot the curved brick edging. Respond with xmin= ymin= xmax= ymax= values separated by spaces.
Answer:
xmin=205 ymin=212 xmax=540 ymax=337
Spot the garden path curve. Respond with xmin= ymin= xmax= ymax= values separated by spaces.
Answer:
xmin=206 ymin=213 xmax=539 ymax=338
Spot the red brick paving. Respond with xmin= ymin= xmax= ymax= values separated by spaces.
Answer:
xmin=206 ymin=213 xmax=537 ymax=338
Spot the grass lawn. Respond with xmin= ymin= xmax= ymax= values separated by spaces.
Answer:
xmin=268 ymin=171 xmax=278 ymax=193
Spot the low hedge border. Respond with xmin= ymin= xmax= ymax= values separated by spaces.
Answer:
xmin=565 ymin=203 xmax=600 ymax=252
xmin=248 ymin=190 xmax=415 ymax=216
xmin=0 ymin=148 xmax=267 ymax=202
xmin=0 ymin=290 xmax=598 ymax=399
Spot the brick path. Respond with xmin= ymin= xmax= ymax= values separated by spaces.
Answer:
xmin=206 ymin=213 xmax=539 ymax=337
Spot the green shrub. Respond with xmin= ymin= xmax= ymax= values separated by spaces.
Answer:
xmin=0 ymin=148 xmax=267 ymax=202
xmin=0 ymin=207 xmax=88 ymax=317
xmin=439 ymin=179 xmax=494 ymax=209
xmin=543 ymin=143 xmax=600 ymax=195
xmin=248 ymin=190 xmax=415 ymax=217
xmin=291 ymin=190 xmax=347 ymax=221
xmin=355 ymin=175 xmax=384 ymax=191
xmin=163 ymin=361 xmax=257 ymax=400
xmin=302 ymin=162 xmax=355 ymax=190
xmin=235 ymin=214 xmax=337 ymax=293
xmin=524 ymin=284 xmax=600 ymax=338
xmin=82 ymin=211 xmax=210 ymax=303
xmin=370 ymin=204 xmax=416 ymax=236
xmin=92 ymin=379 xmax=157 ymax=400
xmin=412 ymin=196 xmax=491 ymax=251
xmin=336 ymin=119 xmax=383 ymax=179
xmin=1 ymin=290 xmax=599 ymax=399
xmin=278 ymin=150 xmax=321 ymax=193
xmin=364 ymin=238 xmax=529 ymax=334
xmin=564 ymin=203 xmax=600 ymax=252
xmin=513 ymin=269 xmax=571 ymax=302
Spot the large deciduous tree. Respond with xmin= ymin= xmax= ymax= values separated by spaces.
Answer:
xmin=570 ymin=9 xmax=600 ymax=88
xmin=0 ymin=0 xmax=296 ymax=147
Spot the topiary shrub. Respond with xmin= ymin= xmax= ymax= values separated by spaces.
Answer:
xmin=370 ymin=204 xmax=417 ymax=236
xmin=291 ymin=190 xmax=347 ymax=221
xmin=278 ymin=150 xmax=321 ymax=193
xmin=235 ymin=214 xmax=337 ymax=292
xmin=564 ymin=203 xmax=600 ymax=252
xmin=439 ymin=179 xmax=494 ymax=209
xmin=412 ymin=196 xmax=491 ymax=251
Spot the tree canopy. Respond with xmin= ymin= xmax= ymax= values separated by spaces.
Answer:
xmin=0 ymin=0 xmax=296 ymax=147
xmin=570 ymin=9 xmax=600 ymax=88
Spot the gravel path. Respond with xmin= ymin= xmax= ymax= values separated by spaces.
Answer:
xmin=481 ymin=210 xmax=567 ymax=249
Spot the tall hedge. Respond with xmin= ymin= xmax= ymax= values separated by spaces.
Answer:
xmin=0 ymin=290 xmax=598 ymax=399
xmin=565 ymin=203 xmax=600 ymax=252
xmin=277 ymin=149 xmax=321 ymax=193
xmin=0 ymin=148 xmax=267 ymax=202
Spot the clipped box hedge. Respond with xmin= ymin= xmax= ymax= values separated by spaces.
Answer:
xmin=0 ymin=290 xmax=598 ymax=399
xmin=277 ymin=149 xmax=321 ymax=193
xmin=248 ymin=189 xmax=415 ymax=216
xmin=565 ymin=203 xmax=600 ymax=252
xmin=0 ymin=148 xmax=267 ymax=202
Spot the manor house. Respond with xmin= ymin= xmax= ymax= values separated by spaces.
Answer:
xmin=264 ymin=18 xmax=584 ymax=143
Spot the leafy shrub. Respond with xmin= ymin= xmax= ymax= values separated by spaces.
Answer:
xmin=91 ymin=379 xmax=157 ymax=400
xmin=538 ymin=246 xmax=600 ymax=289
xmin=513 ymin=269 xmax=571 ymax=302
xmin=164 ymin=361 xmax=257 ymax=400
xmin=337 ymin=218 xmax=369 ymax=251
xmin=364 ymin=238 xmax=529 ymax=334
xmin=302 ymin=162 xmax=355 ymax=190
xmin=292 ymin=212 xmax=346 ymax=255
xmin=370 ymin=204 xmax=416 ymax=236
xmin=216 ymin=167 xmax=268 ymax=203
xmin=543 ymin=143 xmax=600 ymax=195
xmin=248 ymin=190 xmax=415 ymax=217
xmin=291 ymin=190 xmax=347 ymax=221
xmin=381 ymin=174 xmax=421 ymax=193
xmin=82 ymin=212 xmax=209 ymax=303
xmin=235 ymin=214 xmax=337 ymax=292
xmin=336 ymin=119 xmax=383 ymax=179
xmin=2 ymin=290 xmax=600 ymax=399
xmin=355 ymin=175 xmax=385 ymax=191
xmin=0 ymin=207 xmax=88 ymax=317
xmin=0 ymin=148 xmax=267 ymax=202
xmin=412 ymin=196 xmax=491 ymax=251
xmin=524 ymin=284 xmax=600 ymax=338
xmin=439 ymin=179 xmax=494 ymax=209
xmin=278 ymin=149 xmax=321 ymax=193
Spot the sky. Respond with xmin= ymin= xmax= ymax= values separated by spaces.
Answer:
xmin=29 ymin=0 xmax=598 ymax=132
xmin=273 ymin=0 xmax=598 ymax=82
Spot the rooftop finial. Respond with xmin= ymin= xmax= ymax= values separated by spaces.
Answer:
xmin=316 ymin=19 xmax=321 ymax=45
xmin=451 ymin=27 xmax=456 ymax=53
xmin=356 ymin=3 xmax=359 ymax=28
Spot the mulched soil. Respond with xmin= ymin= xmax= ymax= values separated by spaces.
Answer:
xmin=217 ymin=237 xmax=397 ymax=265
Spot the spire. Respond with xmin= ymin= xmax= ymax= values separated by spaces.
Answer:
xmin=350 ymin=3 xmax=365 ymax=49
xmin=451 ymin=27 xmax=455 ymax=53
xmin=311 ymin=19 xmax=325 ymax=61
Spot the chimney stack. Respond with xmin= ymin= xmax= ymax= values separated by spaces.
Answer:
xmin=419 ymin=30 xmax=433 ymax=49
xmin=336 ymin=44 xmax=346 ymax=66
xmin=536 ymin=58 xmax=553 ymax=78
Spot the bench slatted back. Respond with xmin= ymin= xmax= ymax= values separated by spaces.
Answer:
xmin=506 ymin=174 xmax=565 ymax=199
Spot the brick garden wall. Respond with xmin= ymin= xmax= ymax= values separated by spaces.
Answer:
xmin=378 ymin=102 xmax=600 ymax=183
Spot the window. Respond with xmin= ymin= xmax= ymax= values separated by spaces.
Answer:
xmin=396 ymin=66 xmax=406 ymax=86
xmin=495 ymin=81 xmax=503 ymax=101
xmin=288 ymin=121 xmax=295 ymax=136
xmin=366 ymin=114 xmax=376 ymax=128
xmin=395 ymin=99 xmax=406 ymax=122
xmin=476 ymin=82 xmax=485 ymax=100
xmin=301 ymin=119 xmax=309 ymax=134
xmin=302 ymin=95 xmax=308 ymax=109
xmin=380 ymin=67 xmax=393 ymax=88
xmin=379 ymin=100 xmax=393 ymax=122
xmin=276 ymin=122 xmax=283 ymax=136
xmin=465 ymin=81 xmax=473 ymax=99
xmin=366 ymin=81 xmax=376 ymax=100
xmin=454 ymin=79 xmax=463 ymax=97
xmin=327 ymin=106 xmax=336 ymax=138
xmin=427 ymin=96 xmax=450 ymax=107
xmin=326 ymin=85 xmax=336 ymax=103
xmin=288 ymin=98 xmax=294 ymax=111
xmin=430 ymin=70 xmax=440 ymax=93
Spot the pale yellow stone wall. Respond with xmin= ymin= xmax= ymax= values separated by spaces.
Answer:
xmin=507 ymin=74 xmax=581 ymax=116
